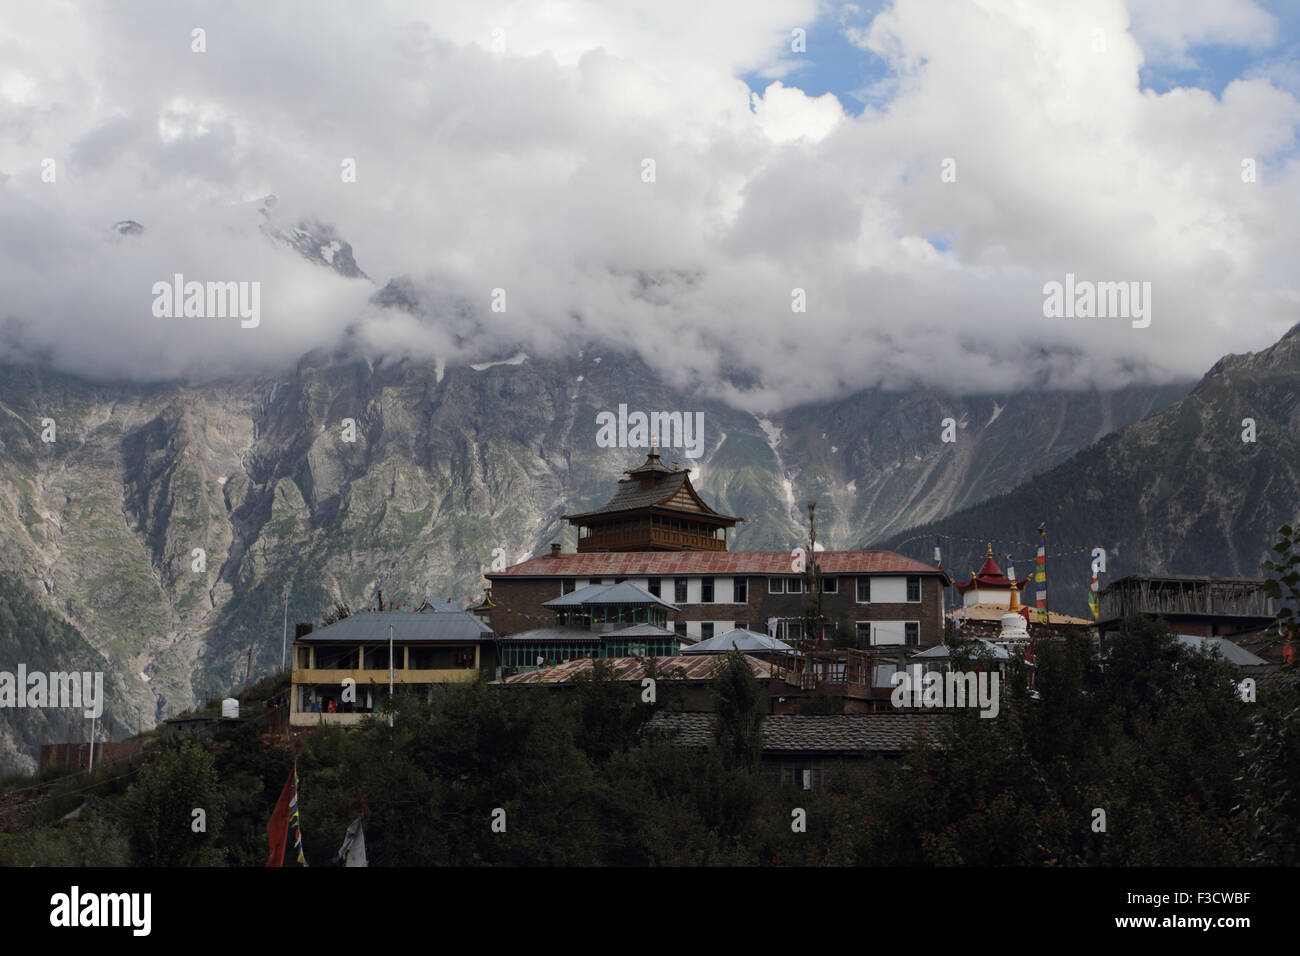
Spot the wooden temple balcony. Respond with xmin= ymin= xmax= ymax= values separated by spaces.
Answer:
xmin=577 ymin=527 xmax=728 ymax=553
xmin=768 ymin=648 xmax=876 ymax=696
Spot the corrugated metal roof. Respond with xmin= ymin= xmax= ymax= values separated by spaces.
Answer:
xmin=543 ymin=581 xmax=677 ymax=609
xmin=603 ymin=623 xmax=678 ymax=637
xmin=952 ymin=604 xmax=1092 ymax=626
xmin=682 ymin=628 xmax=793 ymax=654
xmin=499 ymin=627 xmax=604 ymax=643
xmin=911 ymin=638 xmax=1011 ymax=661
xmin=646 ymin=712 xmax=942 ymax=753
xmin=1174 ymin=635 xmax=1269 ymax=667
xmin=490 ymin=549 xmax=942 ymax=578
xmin=300 ymin=610 xmax=494 ymax=643
xmin=498 ymin=654 xmax=773 ymax=684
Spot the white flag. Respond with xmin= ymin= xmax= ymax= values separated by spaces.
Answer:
xmin=336 ymin=815 xmax=368 ymax=867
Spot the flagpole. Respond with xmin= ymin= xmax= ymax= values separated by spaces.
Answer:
xmin=281 ymin=588 xmax=290 ymax=672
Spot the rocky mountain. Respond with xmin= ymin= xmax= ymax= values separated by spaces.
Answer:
xmin=0 ymin=348 xmax=1188 ymax=773
xmin=883 ymin=323 xmax=1300 ymax=617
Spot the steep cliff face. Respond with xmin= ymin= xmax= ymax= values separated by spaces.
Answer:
xmin=0 ymin=349 xmax=1188 ymax=773
xmin=884 ymin=324 xmax=1300 ymax=615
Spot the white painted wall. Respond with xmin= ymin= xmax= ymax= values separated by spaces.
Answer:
xmin=872 ymin=576 xmax=908 ymax=603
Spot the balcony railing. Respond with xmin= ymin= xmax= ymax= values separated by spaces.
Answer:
xmin=769 ymin=648 xmax=875 ymax=692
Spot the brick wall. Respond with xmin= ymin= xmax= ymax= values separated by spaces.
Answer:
xmin=486 ymin=573 xmax=944 ymax=648
xmin=39 ymin=741 xmax=141 ymax=774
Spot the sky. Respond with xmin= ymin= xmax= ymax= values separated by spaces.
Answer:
xmin=1 ymin=0 xmax=1298 ymax=412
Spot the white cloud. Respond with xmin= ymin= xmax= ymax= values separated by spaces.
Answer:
xmin=0 ymin=0 xmax=1296 ymax=411
xmin=1128 ymin=0 xmax=1276 ymax=67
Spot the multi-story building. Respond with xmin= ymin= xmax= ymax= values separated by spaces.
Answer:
xmin=289 ymin=607 xmax=497 ymax=728
xmin=495 ymin=581 xmax=681 ymax=671
xmin=481 ymin=452 xmax=948 ymax=676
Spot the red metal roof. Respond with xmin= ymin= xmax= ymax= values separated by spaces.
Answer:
xmin=497 ymin=655 xmax=773 ymax=684
xmin=953 ymin=554 xmax=1028 ymax=591
xmin=488 ymin=549 xmax=943 ymax=578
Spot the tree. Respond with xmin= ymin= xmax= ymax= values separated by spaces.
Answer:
xmin=321 ymin=602 xmax=352 ymax=627
xmin=1261 ymin=523 xmax=1300 ymax=633
xmin=119 ymin=738 xmax=225 ymax=866
xmin=711 ymin=649 xmax=764 ymax=770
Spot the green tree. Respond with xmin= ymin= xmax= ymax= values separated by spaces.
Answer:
xmin=119 ymin=738 xmax=225 ymax=866
xmin=1261 ymin=523 xmax=1300 ymax=632
xmin=321 ymin=602 xmax=352 ymax=627
xmin=711 ymin=649 xmax=764 ymax=770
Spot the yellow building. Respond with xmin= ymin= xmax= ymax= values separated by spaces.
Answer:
xmin=290 ymin=608 xmax=496 ymax=728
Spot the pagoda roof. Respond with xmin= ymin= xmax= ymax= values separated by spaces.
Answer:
xmin=563 ymin=452 xmax=741 ymax=525
xmin=542 ymin=581 xmax=678 ymax=610
xmin=954 ymin=547 xmax=1029 ymax=592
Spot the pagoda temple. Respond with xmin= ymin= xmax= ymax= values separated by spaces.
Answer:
xmin=949 ymin=543 xmax=1092 ymax=636
xmin=956 ymin=544 xmax=1029 ymax=607
xmin=563 ymin=450 xmax=742 ymax=553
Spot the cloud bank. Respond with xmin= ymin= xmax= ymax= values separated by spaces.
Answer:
xmin=1 ymin=0 xmax=1298 ymax=411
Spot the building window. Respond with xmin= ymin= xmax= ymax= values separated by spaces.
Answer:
xmin=873 ymin=663 xmax=898 ymax=688
xmin=615 ymin=577 xmax=627 ymax=584
xmin=907 ymin=576 xmax=921 ymax=602
xmin=701 ymin=623 xmax=714 ymax=640
xmin=786 ymin=577 xmax=803 ymax=594
xmin=701 ymin=577 xmax=715 ymax=603
xmin=856 ymin=622 xmax=871 ymax=645
xmin=905 ymin=622 xmax=920 ymax=645
xmin=674 ymin=621 xmax=687 ymax=636
xmin=781 ymin=767 xmax=822 ymax=790
xmin=590 ymin=578 xmax=604 ymax=586
xmin=821 ymin=576 xmax=838 ymax=594
xmin=647 ymin=577 xmax=661 ymax=598
xmin=734 ymin=578 xmax=747 ymax=603
xmin=735 ymin=621 xmax=748 ymax=631
xmin=674 ymin=578 xmax=688 ymax=604
xmin=781 ymin=620 xmax=803 ymax=643
xmin=857 ymin=577 xmax=871 ymax=603
xmin=768 ymin=577 xmax=784 ymax=594
xmin=562 ymin=579 xmax=576 ymax=595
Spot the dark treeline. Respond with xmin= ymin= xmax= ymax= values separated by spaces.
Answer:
xmin=3 ymin=618 xmax=1297 ymax=866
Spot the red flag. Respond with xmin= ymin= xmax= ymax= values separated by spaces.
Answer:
xmin=266 ymin=769 xmax=294 ymax=867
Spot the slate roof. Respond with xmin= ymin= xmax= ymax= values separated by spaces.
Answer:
xmin=563 ymin=453 xmax=740 ymax=522
xmin=543 ymin=581 xmax=678 ymax=610
xmin=682 ymin=628 xmax=793 ymax=654
xmin=498 ymin=655 xmax=773 ymax=684
xmin=645 ymin=712 xmax=943 ymax=754
xmin=300 ymin=610 xmax=494 ymax=643
xmin=490 ymin=550 xmax=943 ymax=578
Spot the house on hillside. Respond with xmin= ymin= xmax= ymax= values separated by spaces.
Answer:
xmin=289 ymin=608 xmax=496 ymax=728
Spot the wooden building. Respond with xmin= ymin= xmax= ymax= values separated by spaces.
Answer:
xmin=1097 ymin=574 xmax=1275 ymax=638
xmin=563 ymin=450 xmax=741 ymax=553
